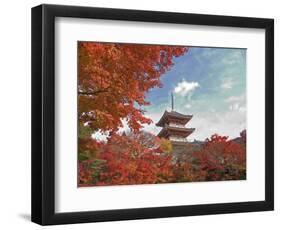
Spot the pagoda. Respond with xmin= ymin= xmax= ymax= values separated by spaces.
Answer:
xmin=156 ymin=93 xmax=195 ymax=154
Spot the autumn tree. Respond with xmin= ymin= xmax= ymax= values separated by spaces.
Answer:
xmin=189 ymin=134 xmax=246 ymax=181
xmin=77 ymin=43 xmax=187 ymax=186
xmin=77 ymin=42 xmax=247 ymax=186
xmin=78 ymin=131 xmax=174 ymax=186
xmin=78 ymin=131 xmax=247 ymax=186
xmin=78 ymin=42 xmax=187 ymax=134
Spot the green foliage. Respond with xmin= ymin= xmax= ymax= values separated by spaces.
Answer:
xmin=78 ymin=153 xmax=89 ymax=162
xmin=78 ymin=122 xmax=93 ymax=139
xmin=90 ymin=159 xmax=106 ymax=184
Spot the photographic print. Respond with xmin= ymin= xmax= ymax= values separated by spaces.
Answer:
xmin=32 ymin=5 xmax=274 ymax=224
xmin=78 ymin=42 xmax=246 ymax=187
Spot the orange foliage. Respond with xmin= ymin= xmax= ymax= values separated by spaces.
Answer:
xmin=78 ymin=42 xmax=187 ymax=133
xmin=78 ymin=132 xmax=174 ymax=186
xmin=78 ymin=132 xmax=246 ymax=186
xmin=77 ymin=42 xmax=246 ymax=186
xmin=177 ymin=133 xmax=246 ymax=182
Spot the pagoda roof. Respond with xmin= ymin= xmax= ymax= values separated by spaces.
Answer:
xmin=157 ymin=126 xmax=195 ymax=138
xmin=156 ymin=110 xmax=193 ymax=127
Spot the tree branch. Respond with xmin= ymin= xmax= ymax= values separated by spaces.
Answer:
xmin=78 ymin=88 xmax=110 ymax=96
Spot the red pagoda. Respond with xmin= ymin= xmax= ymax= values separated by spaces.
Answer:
xmin=156 ymin=93 xmax=195 ymax=153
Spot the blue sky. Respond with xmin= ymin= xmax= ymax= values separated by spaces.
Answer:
xmin=141 ymin=47 xmax=247 ymax=141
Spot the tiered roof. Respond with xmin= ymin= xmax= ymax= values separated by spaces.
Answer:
xmin=156 ymin=110 xmax=194 ymax=139
xmin=157 ymin=126 xmax=195 ymax=139
xmin=156 ymin=111 xmax=193 ymax=127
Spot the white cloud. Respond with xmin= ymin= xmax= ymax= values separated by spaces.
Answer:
xmin=229 ymin=103 xmax=246 ymax=112
xmin=226 ymin=94 xmax=246 ymax=112
xmin=184 ymin=94 xmax=246 ymax=141
xmin=117 ymin=118 xmax=130 ymax=134
xmin=226 ymin=95 xmax=244 ymax=103
xmin=187 ymin=109 xmax=246 ymax=141
xmin=91 ymin=119 xmax=130 ymax=141
xmin=229 ymin=103 xmax=237 ymax=111
xmin=221 ymin=78 xmax=234 ymax=89
xmin=91 ymin=130 xmax=109 ymax=142
xmin=185 ymin=104 xmax=192 ymax=109
xmin=141 ymin=112 xmax=162 ymax=135
xmin=174 ymin=80 xmax=199 ymax=96
xmin=142 ymin=106 xmax=246 ymax=141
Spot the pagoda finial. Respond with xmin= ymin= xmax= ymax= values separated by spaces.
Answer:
xmin=171 ymin=92 xmax=174 ymax=111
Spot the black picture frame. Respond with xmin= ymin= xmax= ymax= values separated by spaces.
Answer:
xmin=31 ymin=4 xmax=274 ymax=225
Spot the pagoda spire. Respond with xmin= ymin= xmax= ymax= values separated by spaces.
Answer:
xmin=171 ymin=92 xmax=174 ymax=111
xmin=156 ymin=94 xmax=195 ymax=143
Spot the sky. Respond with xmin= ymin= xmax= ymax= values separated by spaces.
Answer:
xmin=140 ymin=47 xmax=247 ymax=141
xmin=93 ymin=46 xmax=247 ymax=142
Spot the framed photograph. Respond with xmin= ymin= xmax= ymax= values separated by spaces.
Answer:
xmin=31 ymin=4 xmax=274 ymax=225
